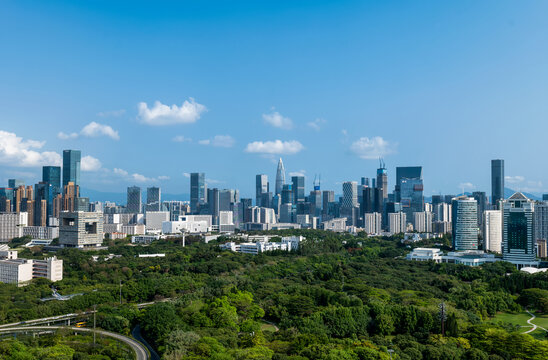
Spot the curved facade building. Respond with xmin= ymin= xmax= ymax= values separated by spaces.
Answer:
xmin=452 ymin=196 xmax=478 ymax=250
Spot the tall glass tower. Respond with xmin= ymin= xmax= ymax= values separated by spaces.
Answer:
xmin=190 ymin=173 xmax=206 ymax=214
xmin=503 ymin=192 xmax=536 ymax=266
xmin=491 ymin=159 xmax=504 ymax=208
xmin=255 ymin=174 xmax=268 ymax=207
xmin=451 ymin=196 xmax=478 ymax=250
xmin=127 ymin=186 xmax=142 ymax=213
xmin=275 ymin=158 xmax=285 ymax=196
xmin=43 ymin=166 xmax=61 ymax=196
xmin=146 ymin=187 xmax=161 ymax=211
xmin=62 ymin=150 xmax=81 ymax=187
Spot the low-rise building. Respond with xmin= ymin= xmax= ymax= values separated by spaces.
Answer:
xmin=0 ymin=212 xmax=27 ymax=242
xmin=0 ymin=247 xmax=62 ymax=284
xmin=406 ymin=248 xmax=443 ymax=263
xmin=22 ymin=226 xmax=59 ymax=240
xmin=131 ymin=235 xmax=161 ymax=244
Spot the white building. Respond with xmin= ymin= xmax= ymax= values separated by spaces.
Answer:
xmin=0 ymin=247 xmax=62 ymax=284
xmin=0 ymin=212 xmax=27 ymax=243
xmin=413 ymin=211 xmax=433 ymax=233
xmin=121 ymin=224 xmax=145 ymax=235
xmin=484 ymin=210 xmax=502 ymax=253
xmin=321 ymin=218 xmax=347 ymax=232
xmin=406 ymin=248 xmax=443 ymax=263
xmin=22 ymin=226 xmax=59 ymax=240
xmin=434 ymin=203 xmax=452 ymax=223
xmin=388 ymin=212 xmax=406 ymax=234
xmin=364 ymin=213 xmax=382 ymax=235
xmin=162 ymin=215 xmax=212 ymax=234
xmin=145 ymin=211 xmax=170 ymax=231
xmin=0 ymin=259 xmax=33 ymax=284
xmin=131 ymin=235 xmax=160 ymax=244
xmin=442 ymin=251 xmax=498 ymax=267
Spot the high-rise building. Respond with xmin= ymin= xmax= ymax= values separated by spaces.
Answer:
xmin=434 ymin=203 xmax=452 ymax=223
xmin=322 ymin=191 xmax=334 ymax=216
xmin=484 ymin=210 xmax=502 ymax=253
xmin=364 ymin=212 xmax=382 ymax=235
xmin=395 ymin=166 xmax=423 ymax=221
xmin=534 ymin=202 xmax=548 ymax=254
xmin=472 ymin=191 xmax=487 ymax=230
xmin=342 ymin=182 xmax=358 ymax=208
xmin=281 ymin=184 xmax=293 ymax=205
xmin=388 ymin=212 xmax=406 ymax=234
xmin=62 ymin=150 xmax=81 ymax=187
xmin=491 ymin=159 xmax=504 ymax=208
xmin=42 ymin=166 xmax=61 ymax=196
xmin=127 ymin=186 xmax=142 ymax=213
xmin=503 ymin=192 xmax=536 ymax=265
xmin=376 ymin=160 xmax=388 ymax=201
xmin=34 ymin=182 xmax=53 ymax=225
xmin=537 ymin=239 xmax=547 ymax=258
xmin=291 ymin=176 xmax=305 ymax=203
xmin=62 ymin=182 xmax=79 ymax=212
xmin=275 ymin=158 xmax=285 ymax=196
xmin=451 ymin=196 xmax=478 ymax=250
xmin=413 ymin=211 xmax=433 ymax=233
xmin=146 ymin=187 xmax=161 ymax=211
xmin=361 ymin=177 xmax=370 ymax=187
xmin=255 ymin=174 xmax=269 ymax=207
xmin=190 ymin=173 xmax=206 ymax=214
xmin=8 ymin=179 xmax=24 ymax=189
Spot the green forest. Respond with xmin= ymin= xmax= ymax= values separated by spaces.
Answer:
xmin=0 ymin=230 xmax=547 ymax=359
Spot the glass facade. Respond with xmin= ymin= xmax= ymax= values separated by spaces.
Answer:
xmin=62 ymin=150 xmax=81 ymax=187
xmin=452 ymin=197 xmax=478 ymax=250
xmin=190 ymin=173 xmax=206 ymax=214
xmin=43 ymin=166 xmax=61 ymax=196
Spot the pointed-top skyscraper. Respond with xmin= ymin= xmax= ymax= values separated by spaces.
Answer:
xmin=275 ymin=158 xmax=285 ymax=195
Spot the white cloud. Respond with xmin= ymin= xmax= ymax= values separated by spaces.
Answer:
xmin=113 ymin=167 xmax=167 ymax=183
xmin=183 ymin=172 xmax=190 ymax=178
xmin=262 ymin=111 xmax=293 ymax=130
xmin=81 ymin=155 xmax=102 ymax=171
xmin=307 ymin=118 xmax=326 ymax=131
xmin=172 ymin=135 xmax=192 ymax=143
xmin=350 ymin=136 xmax=396 ymax=159
xmin=505 ymin=175 xmax=525 ymax=184
xmin=97 ymin=109 xmax=126 ymax=117
xmin=206 ymin=178 xmax=223 ymax=185
xmin=138 ymin=98 xmax=207 ymax=125
xmin=289 ymin=170 xmax=306 ymax=177
xmin=199 ymin=135 xmax=235 ymax=148
xmin=0 ymin=130 xmax=61 ymax=167
xmin=80 ymin=121 xmax=120 ymax=140
xmin=57 ymin=132 xmax=79 ymax=140
xmin=245 ymin=140 xmax=304 ymax=155
xmin=58 ymin=121 xmax=119 ymax=140
xmin=113 ymin=168 xmax=129 ymax=176
xmin=458 ymin=182 xmax=475 ymax=190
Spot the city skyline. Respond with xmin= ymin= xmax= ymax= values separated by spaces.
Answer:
xmin=2 ymin=1 xmax=548 ymax=196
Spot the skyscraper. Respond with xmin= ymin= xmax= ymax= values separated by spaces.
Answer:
xmin=503 ymin=192 xmax=536 ymax=265
xmin=8 ymin=179 xmax=24 ymax=189
xmin=484 ymin=210 xmax=502 ymax=253
xmin=42 ymin=166 xmax=61 ymax=196
xmin=255 ymin=174 xmax=268 ymax=207
xmin=291 ymin=176 xmax=305 ymax=203
xmin=395 ymin=166 xmax=423 ymax=220
xmin=322 ymin=190 xmax=334 ymax=215
xmin=451 ymin=196 xmax=478 ymax=250
xmin=342 ymin=181 xmax=358 ymax=208
xmin=472 ymin=191 xmax=487 ymax=229
xmin=190 ymin=173 xmax=206 ymax=214
xmin=491 ymin=159 xmax=504 ymax=208
xmin=275 ymin=158 xmax=285 ymax=196
xmin=281 ymin=184 xmax=293 ymax=205
xmin=146 ymin=187 xmax=161 ymax=211
xmin=127 ymin=186 xmax=142 ymax=213
xmin=62 ymin=150 xmax=81 ymax=187
xmin=376 ymin=160 xmax=388 ymax=201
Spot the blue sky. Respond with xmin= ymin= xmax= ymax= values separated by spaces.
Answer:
xmin=1 ymin=0 xmax=548 ymax=198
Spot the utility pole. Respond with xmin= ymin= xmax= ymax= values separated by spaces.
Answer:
xmin=93 ymin=304 xmax=97 ymax=345
xmin=119 ymin=280 xmax=122 ymax=305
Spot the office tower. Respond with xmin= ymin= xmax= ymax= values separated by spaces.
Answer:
xmin=432 ymin=195 xmax=443 ymax=207
xmin=371 ymin=178 xmax=376 ymax=189
xmin=503 ymin=192 xmax=536 ymax=265
xmin=281 ymin=184 xmax=293 ymax=205
xmin=361 ymin=187 xmax=374 ymax=216
xmin=444 ymin=195 xmax=455 ymax=204
xmin=260 ymin=192 xmax=272 ymax=209
xmin=309 ymin=190 xmax=322 ymax=216
xmin=484 ymin=210 xmax=502 ymax=253
xmin=491 ymin=159 xmax=504 ymax=208
xmin=35 ymin=182 xmax=53 ymax=225
xmin=291 ymin=176 xmax=305 ymax=203
xmin=255 ymin=174 xmax=269 ymax=207
xmin=472 ymin=191 xmax=487 ymax=229
xmin=279 ymin=203 xmax=295 ymax=223
xmin=0 ymin=188 xmax=14 ymax=212
xmin=275 ymin=158 xmax=285 ymax=196
xmin=127 ymin=186 xmax=142 ymax=213
xmin=364 ymin=212 xmax=382 ymax=235
xmin=376 ymin=160 xmax=388 ymax=201
xmin=388 ymin=212 xmax=406 ymax=234
xmin=395 ymin=166 xmax=423 ymax=220
xmin=62 ymin=150 xmax=81 ymax=187
xmin=361 ymin=177 xmax=369 ymax=187
xmin=451 ymin=196 xmax=478 ymax=250
xmin=190 ymin=173 xmax=206 ymax=214
xmin=342 ymin=182 xmax=358 ymax=208
xmin=8 ymin=179 xmax=24 ymax=189
xmin=14 ymin=186 xmax=25 ymax=213
xmin=534 ymin=202 xmax=548 ymax=255
xmin=322 ymin=190 xmax=334 ymax=215
xmin=146 ymin=187 xmax=161 ymax=211
xmin=42 ymin=166 xmax=61 ymax=196
xmin=62 ymin=182 xmax=79 ymax=212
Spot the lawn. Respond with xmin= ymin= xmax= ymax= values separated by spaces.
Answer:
xmin=491 ymin=312 xmax=548 ymax=332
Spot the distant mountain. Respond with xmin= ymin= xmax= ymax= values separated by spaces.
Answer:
xmin=504 ymin=187 xmax=541 ymax=201
xmin=80 ymin=188 xmax=189 ymax=204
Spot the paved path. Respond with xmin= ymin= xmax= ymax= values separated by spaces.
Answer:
xmin=0 ymin=326 xmax=149 ymax=360
xmin=132 ymin=325 xmax=160 ymax=360
xmin=522 ymin=310 xmax=548 ymax=334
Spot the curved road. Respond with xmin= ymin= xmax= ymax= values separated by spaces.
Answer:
xmin=0 ymin=326 xmax=148 ymax=360
xmin=523 ymin=310 xmax=548 ymax=334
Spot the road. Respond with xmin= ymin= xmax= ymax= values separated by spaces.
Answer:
xmin=523 ymin=310 xmax=548 ymax=334
xmin=0 ymin=326 xmax=149 ymax=360
xmin=132 ymin=325 xmax=161 ymax=360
